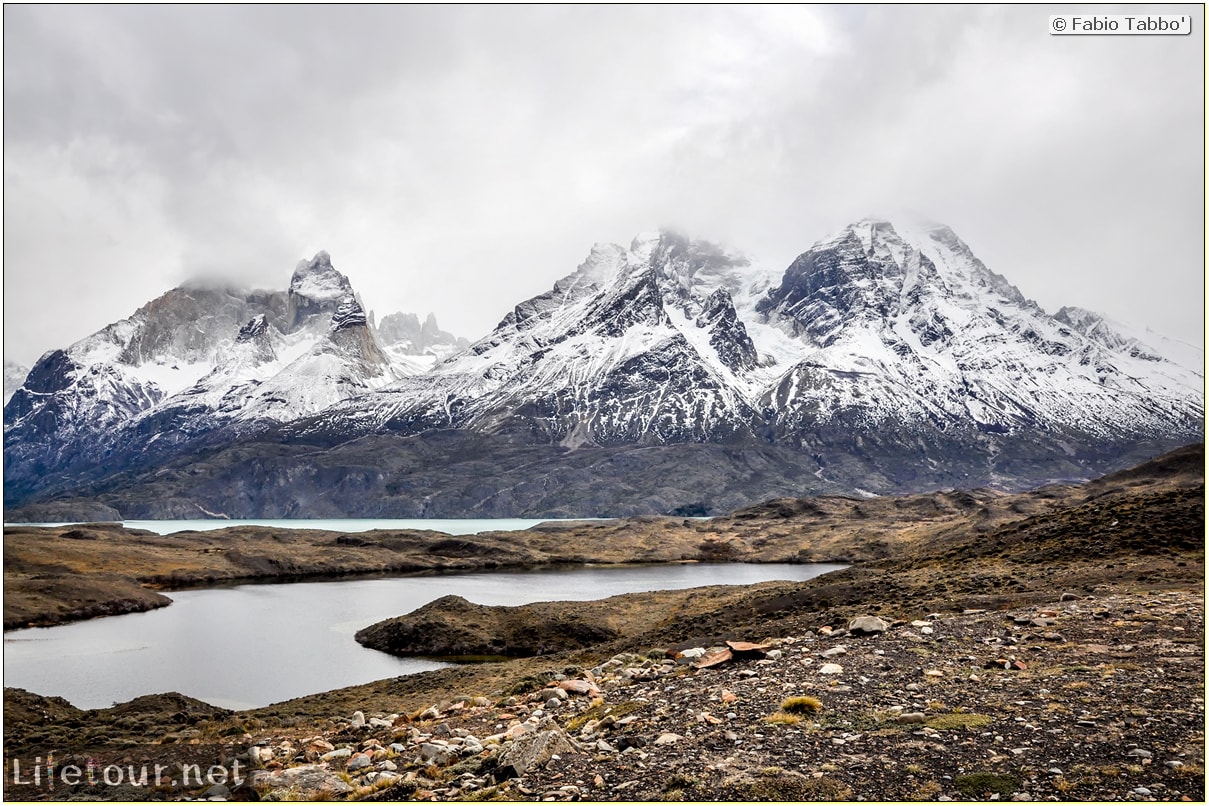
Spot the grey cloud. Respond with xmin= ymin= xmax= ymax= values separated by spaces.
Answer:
xmin=3 ymin=5 xmax=1203 ymax=367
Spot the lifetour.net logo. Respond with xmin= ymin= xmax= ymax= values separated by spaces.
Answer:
xmin=6 ymin=750 xmax=246 ymax=794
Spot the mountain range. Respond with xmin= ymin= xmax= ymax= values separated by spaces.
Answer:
xmin=4 ymin=219 xmax=1202 ymax=520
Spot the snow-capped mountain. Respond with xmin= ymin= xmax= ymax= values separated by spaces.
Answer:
xmin=305 ymin=221 xmax=1201 ymax=455
xmin=753 ymin=220 xmax=1201 ymax=443
xmin=4 ymin=220 xmax=1202 ymax=519
xmin=3 ymin=253 xmax=465 ymax=505
xmin=299 ymin=232 xmax=775 ymax=445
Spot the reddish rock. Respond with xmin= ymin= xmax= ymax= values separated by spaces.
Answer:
xmin=695 ymin=648 xmax=734 ymax=668
xmin=726 ymin=640 xmax=771 ymax=653
xmin=558 ymin=679 xmax=601 ymax=696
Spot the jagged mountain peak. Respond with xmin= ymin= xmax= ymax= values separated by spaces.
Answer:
xmin=287 ymin=252 xmax=358 ymax=332
xmin=290 ymin=251 xmax=352 ymax=301
xmin=757 ymin=216 xmax=1039 ymax=348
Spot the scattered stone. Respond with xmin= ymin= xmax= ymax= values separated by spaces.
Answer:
xmin=494 ymin=729 xmax=577 ymax=781
xmin=821 ymin=646 xmax=848 ymax=658
xmin=819 ymin=662 xmax=844 ymax=675
xmin=615 ymin=735 xmax=649 ymax=751
xmin=248 ymin=765 xmax=354 ymax=798
xmin=849 ymin=615 xmax=891 ymax=635
xmin=986 ymin=658 xmax=1028 ymax=671
xmin=558 ymin=679 xmax=600 ymax=696
xmin=420 ymin=743 xmax=458 ymax=766
xmin=350 ymin=710 xmax=366 ymax=728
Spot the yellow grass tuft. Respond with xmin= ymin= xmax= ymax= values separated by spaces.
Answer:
xmin=781 ymin=695 xmax=823 ymax=714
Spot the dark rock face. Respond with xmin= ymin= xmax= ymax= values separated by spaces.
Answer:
xmin=697 ymin=288 xmax=757 ymax=372
xmin=756 ymin=226 xmax=928 ymax=346
xmin=237 ymin=315 xmax=269 ymax=342
xmin=8 ymin=432 xmax=1197 ymax=523
xmin=19 ymin=349 xmax=77 ymax=395
xmin=569 ymin=268 xmax=669 ymax=340
xmin=3 ymin=350 xmax=77 ymax=422
xmin=331 ymin=296 xmax=368 ymax=331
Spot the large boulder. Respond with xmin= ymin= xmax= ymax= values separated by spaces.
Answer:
xmin=847 ymin=615 xmax=890 ymax=635
xmin=492 ymin=729 xmax=577 ymax=781
xmin=247 ymin=764 xmax=354 ymax=798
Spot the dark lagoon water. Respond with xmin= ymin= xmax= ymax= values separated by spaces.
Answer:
xmin=3 ymin=562 xmax=845 ymax=710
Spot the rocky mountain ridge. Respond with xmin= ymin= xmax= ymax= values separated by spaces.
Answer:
xmin=4 ymin=219 xmax=1202 ymax=519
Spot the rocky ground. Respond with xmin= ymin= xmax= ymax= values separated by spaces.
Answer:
xmin=2 ymin=444 xmax=1204 ymax=801
xmin=6 ymin=588 xmax=1201 ymax=802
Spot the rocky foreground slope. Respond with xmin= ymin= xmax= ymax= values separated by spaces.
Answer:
xmin=2 ymin=444 xmax=1202 ymax=801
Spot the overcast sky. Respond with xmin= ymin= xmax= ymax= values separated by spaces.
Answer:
xmin=4 ymin=4 xmax=1204 ymax=368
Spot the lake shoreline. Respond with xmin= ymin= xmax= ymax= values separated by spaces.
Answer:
xmin=3 ymin=515 xmax=859 ymax=631
xmin=2 ymin=445 xmax=1204 ymax=801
